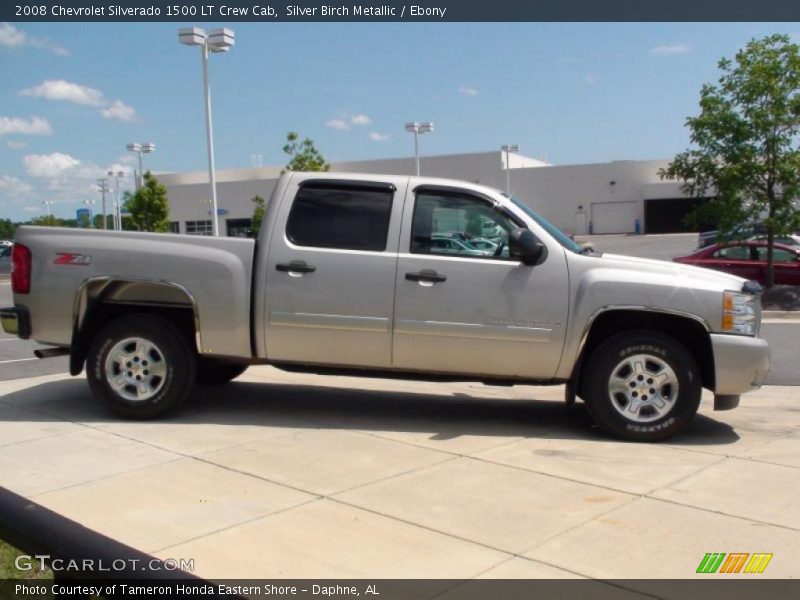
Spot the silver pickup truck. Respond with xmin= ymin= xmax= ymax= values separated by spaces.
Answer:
xmin=1 ymin=172 xmax=770 ymax=441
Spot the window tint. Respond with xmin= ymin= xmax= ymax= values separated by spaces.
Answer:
xmin=713 ymin=245 xmax=751 ymax=260
xmin=755 ymin=247 xmax=798 ymax=263
xmin=286 ymin=186 xmax=393 ymax=251
xmin=411 ymin=193 xmax=515 ymax=259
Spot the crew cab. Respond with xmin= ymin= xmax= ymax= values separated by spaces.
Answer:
xmin=1 ymin=172 xmax=770 ymax=441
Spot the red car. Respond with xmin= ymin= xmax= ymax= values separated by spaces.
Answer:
xmin=674 ymin=241 xmax=800 ymax=285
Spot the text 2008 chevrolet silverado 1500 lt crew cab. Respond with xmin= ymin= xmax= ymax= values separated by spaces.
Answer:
xmin=1 ymin=172 xmax=770 ymax=441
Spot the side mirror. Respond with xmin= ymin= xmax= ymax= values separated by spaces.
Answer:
xmin=509 ymin=227 xmax=545 ymax=266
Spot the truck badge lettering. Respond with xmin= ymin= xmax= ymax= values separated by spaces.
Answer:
xmin=54 ymin=253 xmax=92 ymax=266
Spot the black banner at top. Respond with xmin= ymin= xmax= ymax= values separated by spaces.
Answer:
xmin=4 ymin=0 xmax=800 ymax=22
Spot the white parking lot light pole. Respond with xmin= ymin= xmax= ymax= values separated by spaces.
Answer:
xmin=126 ymin=142 xmax=155 ymax=190
xmin=179 ymin=26 xmax=235 ymax=237
xmin=405 ymin=122 xmax=434 ymax=176
xmin=108 ymin=171 xmax=125 ymax=231
xmin=501 ymin=144 xmax=519 ymax=197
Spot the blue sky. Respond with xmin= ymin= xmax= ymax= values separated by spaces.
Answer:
xmin=0 ymin=21 xmax=796 ymax=221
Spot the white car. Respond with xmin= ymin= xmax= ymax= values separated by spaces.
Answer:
xmin=750 ymin=233 xmax=800 ymax=246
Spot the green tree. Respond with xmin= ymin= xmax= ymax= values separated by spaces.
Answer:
xmin=27 ymin=215 xmax=61 ymax=227
xmin=282 ymin=131 xmax=330 ymax=173
xmin=660 ymin=34 xmax=800 ymax=288
xmin=123 ymin=171 xmax=170 ymax=232
xmin=250 ymin=194 xmax=266 ymax=237
xmin=0 ymin=219 xmax=17 ymax=240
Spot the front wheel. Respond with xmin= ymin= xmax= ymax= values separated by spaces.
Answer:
xmin=582 ymin=331 xmax=701 ymax=441
xmin=87 ymin=314 xmax=196 ymax=419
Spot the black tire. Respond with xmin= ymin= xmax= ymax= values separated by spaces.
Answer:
xmin=196 ymin=359 xmax=248 ymax=385
xmin=87 ymin=314 xmax=196 ymax=419
xmin=582 ymin=330 xmax=701 ymax=441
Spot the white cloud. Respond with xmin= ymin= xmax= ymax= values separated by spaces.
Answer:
xmin=585 ymin=74 xmax=596 ymax=85
xmin=0 ymin=23 xmax=68 ymax=56
xmin=459 ymin=86 xmax=479 ymax=96
xmin=23 ymin=205 xmax=41 ymax=213
xmin=0 ymin=116 xmax=52 ymax=136
xmin=325 ymin=118 xmax=350 ymax=131
xmin=23 ymin=152 xmax=80 ymax=178
xmin=369 ymin=132 xmax=390 ymax=142
xmin=650 ymin=44 xmax=692 ymax=56
xmin=21 ymin=80 xmax=105 ymax=106
xmin=0 ymin=175 xmax=33 ymax=197
xmin=5 ymin=139 xmax=27 ymax=149
xmin=101 ymin=100 xmax=136 ymax=122
xmin=351 ymin=114 xmax=372 ymax=126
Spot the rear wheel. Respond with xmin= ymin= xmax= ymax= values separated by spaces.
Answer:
xmin=196 ymin=359 xmax=248 ymax=385
xmin=582 ymin=330 xmax=701 ymax=441
xmin=87 ymin=314 xmax=196 ymax=419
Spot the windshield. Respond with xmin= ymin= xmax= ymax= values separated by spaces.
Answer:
xmin=509 ymin=197 xmax=584 ymax=254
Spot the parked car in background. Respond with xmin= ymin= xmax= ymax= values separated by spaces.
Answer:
xmin=430 ymin=234 xmax=494 ymax=256
xmin=697 ymin=223 xmax=767 ymax=249
xmin=674 ymin=240 xmax=800 ymax=285
xmin=750 ymin=233 xmax=800 ymax=246
xmin=0 ymin=245 xmax=11 ymax=275
xmin=466 ymin=237 xmax=499 ymax=252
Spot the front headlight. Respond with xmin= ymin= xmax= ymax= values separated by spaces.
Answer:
xmin=722 ymin=291 xmax=758 ymax=336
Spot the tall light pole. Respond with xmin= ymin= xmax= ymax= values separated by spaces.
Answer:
xmin=41 ymin=200 xmax=53 ymax=219
xmin=405 ymin=122 xmax=434 ymax=176
xmin=501 ymin=144 xmax=520 ymax=197
xmin=126 ymin=142 xmax=155 ymax=190
xmin=179 ymin=26 xmax=235 ymax=237
xmin=97 ymin=178 xmax=111 ymax=229
xmin=81 ymin=199 xmax=96 ymax=228
xmin=108 ymin=171 xmax=125 ymax=231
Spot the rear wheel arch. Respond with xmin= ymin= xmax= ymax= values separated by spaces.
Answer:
xmin=70 ymin=277 xmax=200 ymax=376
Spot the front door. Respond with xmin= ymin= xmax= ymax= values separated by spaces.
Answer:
xmin=264 ymin=178 xmax=404 ymax=367
xmin=392 ymin=187 xmax=569 ymax=379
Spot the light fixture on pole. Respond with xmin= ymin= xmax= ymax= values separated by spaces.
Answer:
xmin=126 ymin=142 xmax=155 ymax=190
xmin=179 ymin=26 xmax=235 ymax=237
xmin=501 ymin=144 xmax=520 ymax=197
xmin=41 ymin=200 xmax=54 ymax=217
xmin=107 ymin=171 xmax=125 ymax=231
xmin=404 ymin=122 xmax=434 ymax=176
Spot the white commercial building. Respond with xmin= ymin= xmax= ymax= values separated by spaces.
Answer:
xmin=157 ymin=151 xmax=698 ymax=237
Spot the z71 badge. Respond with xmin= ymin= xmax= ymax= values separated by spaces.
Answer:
xmin=54 ymin=252 xmax=92 ymax=266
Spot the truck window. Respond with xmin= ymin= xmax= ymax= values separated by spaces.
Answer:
xmin=411 ymin=192 xmax=514 ymax=259
xmin=286 ymin=185 xmax=393 ymax=251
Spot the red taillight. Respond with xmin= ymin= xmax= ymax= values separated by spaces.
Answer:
xmin=11 ymin=243 xmax=31 ymax=294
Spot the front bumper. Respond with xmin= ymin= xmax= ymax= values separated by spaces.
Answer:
xmin=0 ymin=306 xmax=30 ymax=339
xmin=711 ymin=333 xmax=770 ymax=401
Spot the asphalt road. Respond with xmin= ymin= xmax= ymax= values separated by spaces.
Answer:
xmin=0 ymin=265 xmax=797 ymax=386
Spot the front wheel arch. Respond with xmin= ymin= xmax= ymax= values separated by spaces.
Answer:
xmin=573 ymin=309 xmax=715 ymax=400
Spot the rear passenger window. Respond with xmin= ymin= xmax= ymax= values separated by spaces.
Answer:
xmin=286 ymin=185 xmax=393 ymax=251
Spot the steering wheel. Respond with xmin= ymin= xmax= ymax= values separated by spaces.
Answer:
xmin=493 ymin=241 xmax=506 ymax=257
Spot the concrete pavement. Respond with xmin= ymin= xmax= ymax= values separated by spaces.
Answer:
xmin=0 ymin=366 xmax=797 ymax=586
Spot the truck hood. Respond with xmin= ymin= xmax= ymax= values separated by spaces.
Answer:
xmin=593 ymin=252 xmax=746 ymax=292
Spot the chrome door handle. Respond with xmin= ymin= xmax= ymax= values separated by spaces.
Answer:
xmin=276 ymin=261 xmax=316 ymax=273
xmin=405 ymin=270 xmax=447 ymax=283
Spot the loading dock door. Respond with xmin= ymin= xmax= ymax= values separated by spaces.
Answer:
xmin=591 ymin=201 xmax=637 ymax=234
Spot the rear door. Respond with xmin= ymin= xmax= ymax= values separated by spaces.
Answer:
xmin=263 ymin=178 xmax=405 ymax=367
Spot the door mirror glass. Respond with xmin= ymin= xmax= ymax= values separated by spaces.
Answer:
xmin=509 ymin=227 xmax=545 ymax=266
